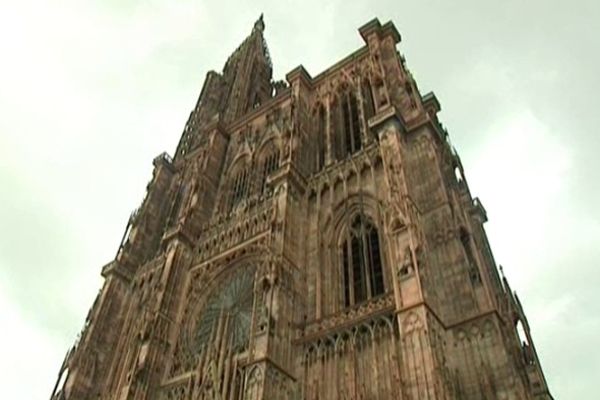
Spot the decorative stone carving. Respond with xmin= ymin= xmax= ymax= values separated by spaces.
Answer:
xmin=52 ymin=17 xmax=552 ymax=400
xmin=398 ymin=246 xmax=414 ymax=278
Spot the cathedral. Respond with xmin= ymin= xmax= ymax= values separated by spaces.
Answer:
xmin=51 ymin=17 xmax=553 ymax=400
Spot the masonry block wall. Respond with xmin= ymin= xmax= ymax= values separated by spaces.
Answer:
xmin=51 ymin=17 xmax=553 ymax=400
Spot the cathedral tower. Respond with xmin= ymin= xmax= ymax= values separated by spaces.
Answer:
xmin=51 ymin=17 xmax=553 ymax=400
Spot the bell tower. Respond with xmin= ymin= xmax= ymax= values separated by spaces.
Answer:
xmin=51 ymin=17 xmax=553 ymax=400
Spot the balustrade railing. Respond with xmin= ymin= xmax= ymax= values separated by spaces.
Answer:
xmin=196 ymin=196 xmax=276 ymax=260
xmin=303 ymin=292 xmax=395 ymax=339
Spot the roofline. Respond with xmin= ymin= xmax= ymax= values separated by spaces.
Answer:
xmin=285 ymin=46 xmax=371 ymax=88
xmin=359 ymin=18 xmax=401 ymax=44
xmin=284 ymin=18 xmax=402 ymax=88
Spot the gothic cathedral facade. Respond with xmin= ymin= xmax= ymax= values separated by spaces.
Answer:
xmin=51 ymin=17 xmax=553 ymax=400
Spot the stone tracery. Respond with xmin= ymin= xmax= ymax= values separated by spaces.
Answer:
xmin=52 ymin=17 xmax=553 ymax=400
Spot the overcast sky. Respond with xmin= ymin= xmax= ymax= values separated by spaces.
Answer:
xmin=0 ymin=0 xmax=598 ymax=398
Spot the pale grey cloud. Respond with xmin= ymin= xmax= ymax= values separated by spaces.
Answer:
xmin=0 ymin=0 xmax=597 ymax=398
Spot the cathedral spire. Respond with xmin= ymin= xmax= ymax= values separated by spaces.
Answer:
xmin=175 ymin=15 xmax=274 ymax=158
xmin=222 ymin=14 xmax=271 ymax=75
xmin=220 ymin=14 xmax=274 ymax=121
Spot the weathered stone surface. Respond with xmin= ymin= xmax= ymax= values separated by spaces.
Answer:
xmin=51 ymin=17 xmax=553 ymax=400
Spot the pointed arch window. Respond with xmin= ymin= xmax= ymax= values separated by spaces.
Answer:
xmin=259 ymin=150 xmax=279 ymax=194
xmin=341 ymin=91 xmax=361 ymax=156
xmin=316 ymin=105 xmax=326 ymax=171
xmin=331 ymin=99 xmax=343 ymax=161
xmin=331 ymin=91 xmax=362 ymax=161
xmin=341 ymin=214 xmax=385 ymax=307
xmin=229 ymin=167 xmax=250 ymax=211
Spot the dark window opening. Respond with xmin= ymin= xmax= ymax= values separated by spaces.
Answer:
xmin=341 ymin=214 xmax=385 ymax=307
xmin=342 ymin=98 xmax=352 ymax=155
xmin=342 ymin=245 xmax=351 ymax=307
xmin=351 ymin=235 xmax=367 ymax=304
xmin=332 ymin=91 xmax=362 ymax=161
xmin=331 ymin=100 xmax=343 ymax=161
xmin=461 ymin=228 xmax=481 ymax=285
xmin=341 ymin=92 xmax=361 ymax=156
xmin=368 ymin=227 xmax=385 ymax=295
xmin=316 ymin=106 xmax=326 ymax=171
xmin=349 ymin=94 xmax=361 ymax=151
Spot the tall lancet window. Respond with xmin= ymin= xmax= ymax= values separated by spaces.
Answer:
xmin=229 ymin=166 xmax=250 ymax=211
xmin=316 ymin=105 xmax=326 ymax=171
xmin=331 ymin=99 xmax=343 ymax=161
xmin=259 ymin=150 xmax=279 ymax=195
xmin=341 ymin=91 xmax=361 ymax=156
xmin=341 ymin=214 xmax=385 ymax=307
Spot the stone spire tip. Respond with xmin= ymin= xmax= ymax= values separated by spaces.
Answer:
xmin=253 ymin=13 xmax=265 ymax=33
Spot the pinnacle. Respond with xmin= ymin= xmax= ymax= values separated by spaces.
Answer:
xmin=253 ymin=13 xmax=265 ymax=33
